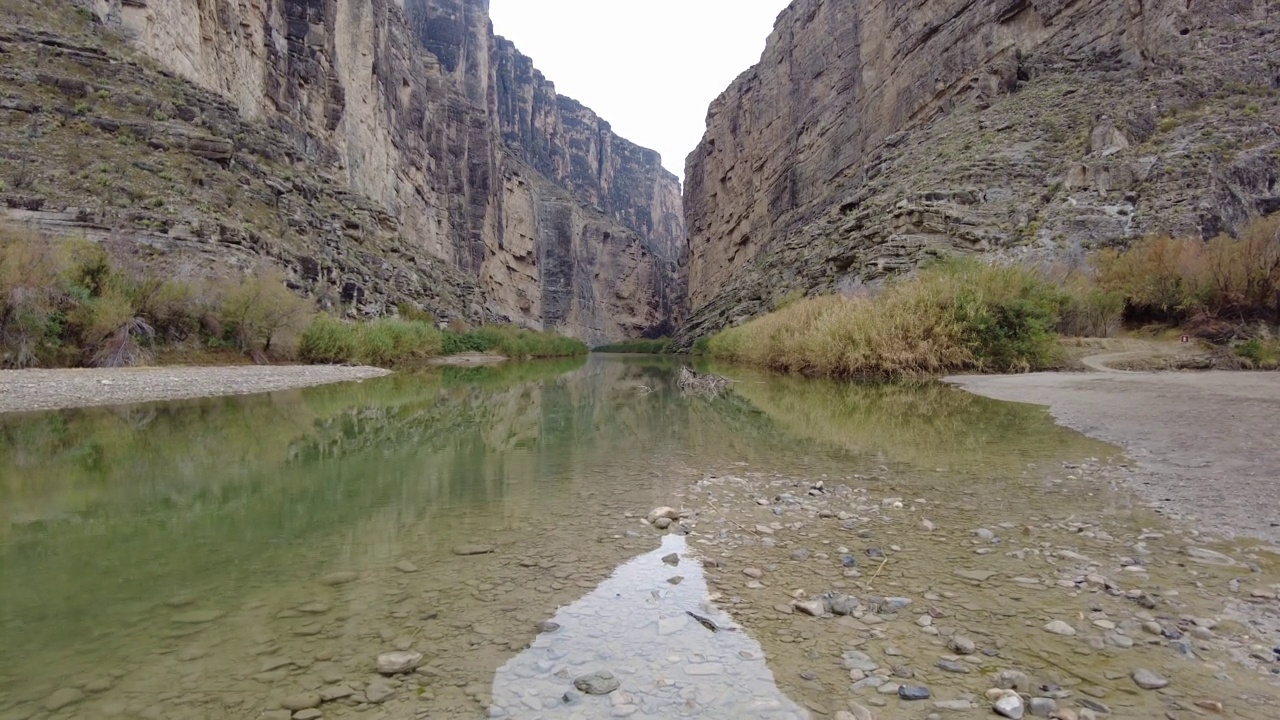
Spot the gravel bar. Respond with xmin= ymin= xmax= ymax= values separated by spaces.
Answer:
xmin=0 ymin=365 xmax=391 ymax=414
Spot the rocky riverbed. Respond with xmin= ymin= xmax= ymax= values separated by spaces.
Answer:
xmin=2 ymin=358 xmax=1277 ymax=720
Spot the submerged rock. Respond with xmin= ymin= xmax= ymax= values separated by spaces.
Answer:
xmin=573 ymin=671 xmax=619 ymax=695
xmin=376 ymin=651 xmax=423 ymax=675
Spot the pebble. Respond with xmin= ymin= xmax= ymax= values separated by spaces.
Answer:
xmin=743 ymin=567 xmax=764 ymax=578
xmin=1029 ymin=697 xmax=1057 ymax=716
xmin=795 ymin=600 xmax=825 ymax=617
xmin=294 ymin=711 xmax=322 ymax=720
xmin=574 ymin=671 xmax=620 ymax=695
xmin=936 ymin=658 xmax=970 ymax=674
xmin=376 ymin=651 xmax=423 ymax=675
xmin=661 ymin=553 xmax=679 ymax=566
xmin=318 ymin=572 xmax=358 ymax=586
xmin=281 ymin=693 xmax=320 ymax=711
xmin=364 ymin=681 xmax=394 ymax=704
xmin=994 ymin=693 xmax=1025 ymax=719
xmin=394 ymin=561 xmax=419 ymax=573
xmin=898 ymin=685 xmax=931 ymax=701
xmin=1044 ymin=620 xmax=1076 ymax=636
xmin=1131 ymin=668 xmax=1169 ymax=690
xmin=949 ymin=636 xmax=976 ymax=655
xmin=452 ymin=544 xmax=495 ymax=556
xmin=44 ymin=689 xmax=85 ymax=711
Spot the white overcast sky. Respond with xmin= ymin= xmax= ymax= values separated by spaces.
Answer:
xmin=489 ymin=1 xmax=790 ymax=179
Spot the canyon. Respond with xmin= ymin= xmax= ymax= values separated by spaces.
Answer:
xmin=677 ymin=0 xmax=1280 ymax=345
xmin=4 ymin=0 xmax=1278 ymax=346
xmin=3 ymin=0 xmax=683 ymax=344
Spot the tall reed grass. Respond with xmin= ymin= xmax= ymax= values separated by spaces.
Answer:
xmin=706 ymin=260 xmax=1069 ymax=378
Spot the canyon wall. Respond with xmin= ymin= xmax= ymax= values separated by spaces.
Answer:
xmin=679 ymin=0 xmax=1280 ymax=344
xmin=67 ymin=0 xmax=683 ymax=342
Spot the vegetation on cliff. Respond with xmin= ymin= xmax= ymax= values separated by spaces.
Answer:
xmin=592 ymin=338 xmax=673 ymax=354
xmin=0 ymin=226 xmax=586 ymax=369
xmin=705 ymin=216 xmax=1280 ymax=378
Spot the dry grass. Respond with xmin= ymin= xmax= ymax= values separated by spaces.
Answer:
xmin=707 ymin=260 xmax=1067 ymax=378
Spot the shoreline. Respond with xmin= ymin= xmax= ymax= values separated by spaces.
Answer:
xmin=947 ymin=369 xmax=1280 ymax=544
xmin=0 ymin=365 xmax=392 ymax=415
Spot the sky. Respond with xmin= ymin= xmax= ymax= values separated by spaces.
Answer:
xmin=489 ymin=1 xmax=791 ymax=179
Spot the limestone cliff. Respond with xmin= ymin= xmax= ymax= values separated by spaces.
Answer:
xmin=23 ymin=0 xmax=682 ymax=343
xmin=679 ymin=0 xmax=1280 ymax=345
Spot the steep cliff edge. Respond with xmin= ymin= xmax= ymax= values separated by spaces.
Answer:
xmin=12 ymin=0 xmax=682 ymax=343
xmin=679 ymin=0 xmax=1280 ymax=345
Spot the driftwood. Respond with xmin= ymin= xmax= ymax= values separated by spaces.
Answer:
xmin=678 ymin=367 xmax=732 ymax=398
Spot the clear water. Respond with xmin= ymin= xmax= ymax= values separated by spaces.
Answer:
xmin=0 ymin=356 xmax=1275 ymax=720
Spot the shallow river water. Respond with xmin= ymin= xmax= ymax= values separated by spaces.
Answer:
xmin=0 ymin=356 xmax=1277 ymax=720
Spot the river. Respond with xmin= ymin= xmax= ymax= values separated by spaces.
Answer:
xmin=1 ymin=356 xmax=1276 ymax=719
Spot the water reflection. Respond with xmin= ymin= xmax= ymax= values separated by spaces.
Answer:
xmin=491 ymin=535 xmax=805 ymax=719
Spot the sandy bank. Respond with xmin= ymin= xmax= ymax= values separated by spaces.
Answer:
xmin=0 ymin=365 xmax=391 ymax=414
xmin=948 ymin=370 xmax=1280 ymax=543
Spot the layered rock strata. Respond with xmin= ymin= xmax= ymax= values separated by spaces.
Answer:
xmin=679 ymin=0 xmax=1280 ymax=345
xmin=39 ymin=0 xmax=684 ymax=342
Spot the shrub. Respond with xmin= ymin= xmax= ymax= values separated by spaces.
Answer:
xmin=593 ymin=338 xmax=673 ymax=354
xmin=216 ymin=270 xmax=314 ymax=358
xmin=1096 ymin=215 xmax=1280 ymax=324
xmin=298 ymin=314 xmax=360 ymax=365
xmin=442 ymin=325 xmax=587 ymax=359
xmin=1236 ymin=338 xmax=1280 ymax=369
xmin=706 ymin=260 xmax=1067 ymax=378
xmin=299 ymin=316 xmax=442 ymax=367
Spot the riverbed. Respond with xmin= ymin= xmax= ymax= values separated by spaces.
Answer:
xmin=0 ymin=357 xmax=1276 ymax=720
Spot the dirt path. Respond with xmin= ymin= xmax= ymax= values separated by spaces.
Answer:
xmin=0 ymin=365 xmax=391 ymax=414
xmin=948 ymin=368 xmax=1280 ymax=543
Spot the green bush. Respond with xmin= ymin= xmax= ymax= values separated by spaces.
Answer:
xmin=706 ymin=259 xmax=1068 ymax=378
xmin=593 ymin=338 xmax=673 ymax=354
xmin=441 ymin=325 xmax=587 ymax=359
xmin=1236 ymin=338 xmax=1280 ymax=369
xmin=299 ymin=316 xmax=442 ymax=367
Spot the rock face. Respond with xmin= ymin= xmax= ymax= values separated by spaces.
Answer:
xmin=61 ymin=0 xmax=684 ymax=342
xmin=678 ymin=0 xmax=1280 ymax=345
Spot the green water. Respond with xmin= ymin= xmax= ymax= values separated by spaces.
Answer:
xmin=0 ymin=356 xmax=1273 ymax=720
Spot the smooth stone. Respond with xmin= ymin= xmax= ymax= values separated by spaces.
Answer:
xmin=452 ymin=544 xmax=495 ymax=556
xmin=936 ymin=659 xmax=970 ymax=674
xmin=949 ymin=636 xmax=976 ymax=655
xmin=646 ymin=507 xmax=679 ymax=524
xmin=743 ymin=567 xmax=764 ymax=579
xmin=1185 ymin=547 xmax=1236 ymax=566
xmin=795 ymin=600 xmax=825 ymax=617
xmin=935 ymin=700 xmax=973 ymax=711
xmin=1044 ymin=620 xmax=1076 ymax=636
xmin=319 ymin=572 xmax=358 ymax=586
xmin=1132 ymin=668 xmax=1169 ymax=690
xmin=537 ymin=621 xmax=562 ymax=633
xmin=955 ymin=570 xmax=996 ymax=582
xmin=654 ymin=517 xmax=673 ymax=530
xmin=172 ymin=610 xmax=225 ymax=624
xmin=575 ymin=671 xmax=620 ymax=695
xmin=293 ymin=711 xmax=323 ymax=720
xmin=842 ymin=651 xmax=879 ymax=672
xmin=662 ymin=553 xmax=680 ymax=566
xmin=994 ymin=693 xmax=1025 ymax=719
xmin=319 ymin=686 xmax=355 ymax=702
xmin=282 ymin=693 xmax=321 ymax=711
xmin=364 ymin=681 xmax=394 ymax=704
xmin=376 ymin=651 xmax=424 ymax=675
xmin=1029 ymin=697 xmax=1057 ymax=716
xmin=394 ymin=561 xmax=419 ymax=573
xmin=898 ymin=686 xmax=931 ymax=701
xmin=45 ymin=689 xmax=85 ymax=711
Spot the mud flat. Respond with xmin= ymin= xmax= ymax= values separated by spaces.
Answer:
xmin=0 ymin=365 xmax=391 ymax=414
xmin=948 ymin=371 xmax=1280 ymax=544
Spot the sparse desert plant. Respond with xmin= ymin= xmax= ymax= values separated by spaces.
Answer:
xmin=216 ymin=270 xmax=314 ymax=358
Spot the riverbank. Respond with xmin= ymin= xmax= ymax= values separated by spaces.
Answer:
xmin=0 ymin=365 xmax=391 ymax=414
xmin=948 ymin=369 xmax=1280 ymax=544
